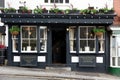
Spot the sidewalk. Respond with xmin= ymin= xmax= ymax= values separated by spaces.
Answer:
xmin=0 ymin=66 xmax=120 ymax=80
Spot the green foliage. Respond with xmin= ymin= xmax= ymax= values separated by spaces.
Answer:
xmin=34 ymin=8 xmax=42 ymax=14
xmin=50 ymin=8 xmax=63 ymax=14
xmin=4 ymin=8 xmax=16 ymax=13
xmin=9 ymin=26 xmax=20 ymax=33
xmin=21 ymin=7 xmax=28 ymax=11
xmin=64 ymin=9 xmax=71 ymax=14
xmin=93 ymin=28 xmax=105 ymax=33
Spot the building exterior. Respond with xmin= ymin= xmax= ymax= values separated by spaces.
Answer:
xmin=0 ymin=0 xmax=118 ymax=74
xmin=108 ymin=0 xmax=120 ymax=76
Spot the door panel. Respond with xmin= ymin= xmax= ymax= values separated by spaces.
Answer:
xmin=52 ymin=29 xmax=66 ymax=64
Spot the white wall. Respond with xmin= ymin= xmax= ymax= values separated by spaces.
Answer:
xmin=5 ymin=0 xmax=113 ymax=10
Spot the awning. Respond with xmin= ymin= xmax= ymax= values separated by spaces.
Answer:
xmin=0 ymin=14 xmax=115 ymax=25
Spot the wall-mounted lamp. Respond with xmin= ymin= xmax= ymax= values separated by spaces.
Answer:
xmin=66 ymin=28 xmax=69 ymax=31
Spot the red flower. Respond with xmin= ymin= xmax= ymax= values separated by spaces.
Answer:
xmin=0 ymin=44 xmax=5 ymax=49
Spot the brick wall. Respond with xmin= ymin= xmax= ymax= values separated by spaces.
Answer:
xmin=114 ymin=0 xmax=120 ymax=16
xmin=113 ymin=0 xmax=120 ymax=25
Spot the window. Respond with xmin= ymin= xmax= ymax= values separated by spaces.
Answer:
xmin=21 ymin=26 xmax=37 ymax=52
xmin=12 ymin=36 xmax=19 ymax=52
xmin=65 ymin=0 xmax=69 ymax=3
xmin=97 ymin=27 xmax=105 ymax=53
xmin=50 ymin=0 xmax=63 ymax=3
xmin=0 ymin=0 xmax=4 ymax=8
xmin=40 ymin=26 xmax=47 ymax=52
xmin=79 ymin=26 xmax=96 ymax=53
xmin=10 ymin=26 xmax=19 ymax=52
xmin=45 ymin=0 xmax=48 ymax=3
xmin=44 ymin=0 xmax=69 ymax=3
xmin=69 ymin=26 xmax=105 ymax=53
xmin=69 ymin=27 xmax=76 ymax=53
xmin=111 ymin=35 xmax=120 ymax=67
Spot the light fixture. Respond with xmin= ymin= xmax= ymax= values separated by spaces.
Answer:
xmin=66 ymin=28 xmax=69 ymax=31
xmin=0 ymin=18 xmax=4 ymax=26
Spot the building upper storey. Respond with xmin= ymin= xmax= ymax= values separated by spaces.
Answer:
xmin=3 ymin=0 xmax=113 ymax=10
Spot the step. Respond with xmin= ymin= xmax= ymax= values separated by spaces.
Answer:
xmin=46 ymin=66 xmax=71 ymax=71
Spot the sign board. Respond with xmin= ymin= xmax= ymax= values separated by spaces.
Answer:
xmin=113 ymin=30 xmax=120 ymax=35
xmin=79 ymin=56 xmax=96 ymax=67
xmin=20 ymin=55 xmax=37 ymax=66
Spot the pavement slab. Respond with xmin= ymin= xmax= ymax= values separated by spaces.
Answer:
xmin=0 ymin=66 xmax=120 ymax=80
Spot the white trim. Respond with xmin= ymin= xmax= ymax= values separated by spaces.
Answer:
xmin=110 ymin=66 xmax=120 ymax=68
xmin=110 ymin=27 xmax=120 ymax=31
xmin=79 ymin=51 xmax=95 ymax=53
xmin=96 ymin=57 xmax=103 ymax=63
xmin=13 ymin=56 xmax=20 ymax=62
xmin=71 ymin=56 xmax=79 ymax=63
xmin=38 ymin=56 xmax=46 ymax=62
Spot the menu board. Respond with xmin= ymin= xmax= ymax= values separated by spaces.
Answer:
xmin=20 ymin=55 xmax=37 ymax=66
xmin=79 ymin=56 xmax=96 ymax=67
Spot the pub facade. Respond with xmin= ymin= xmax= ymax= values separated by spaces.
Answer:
xmin=0 ymin=0 xmax=116 ymax=73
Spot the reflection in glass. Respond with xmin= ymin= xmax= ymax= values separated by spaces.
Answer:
xmin=79 ymin=26 xmax=95 ymax=52
xmin=40 ymin=26 xmax=47 ymax=52
xmin=12 ymin=36 xmax=18 ymax=52
xmin=69 ymin=27 xmax=76 ymax=52
xmin=21 ymin=26 xmax=37 ymax=52
xmin=118 ymin=57 xmax=120 ymax=66
xmin=112 ymin=57 xmax=116 ymax=66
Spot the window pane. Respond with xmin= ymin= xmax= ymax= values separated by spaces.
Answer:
xmin=50 ymin=0 xmax=63 ymax=3
xmin=70 ymin=40 xmax=76 ymax=51
xmin=65 ymin=0 xmax=69 ymax=3
xmin=88 ymin=40 xmax=95 ymax=51
xmin=12 ymin=37 xmax=18 ymax=52
xmin=118 ymin=57 xmax=120 ymax=66
xmin=40 ymin=26 xmax=47 ymax=52
xmin=80 ymin=40 xmax=86 ymax=51
xmin=22 ymin=27 xmax=29 ymax=38
xmin=111 ymin=36 xmax=116 ymax=56
xmin=69 ymin=27 xmax=76 ymax=52
xmin=45 ymin=0 xmax=48 ymax=3
xmin=80 ymin=27 xmax=86 ymax=38
xmin=98 ymin=40 xmax=105 ymax=52
xmin=50 ymin=0 xmax=54 ymax=3
xmin=112 ymin=57 xmax=116 ymax=66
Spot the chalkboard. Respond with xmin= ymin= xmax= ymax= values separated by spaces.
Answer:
xmin=20 ymin=55 xmax=37 ymax=66
xmin=79 ymin=56 xmax=96 ymax=67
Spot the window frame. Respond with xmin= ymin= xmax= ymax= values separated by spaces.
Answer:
xmin=21 ymin=26 xmax=37 ymax=53
xmin=39 ymin=26 xmax=47 ymax=53
xmin=79 ymin=26 xmax=96 ymax=53
xmin=69 ymin=27 xmax=77 ymax=53
xmin=110 ymin=35 xmax=120 ymax=67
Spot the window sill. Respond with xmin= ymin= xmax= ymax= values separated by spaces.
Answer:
xmin=70 ymin=51 xmax=76 ymax=53
xmin=13 ymin=51 xmax=18 ymax=53
xmin=110 ymin=66 xmax=120 ymax=68
xmin=21 ymin=51 xmax=37 ymax=53
xmin=40 ymin=51 xmax=47 ymax=53
xmin=79 ymin=51 xmax=95 ymax=53
xmin=98 ymin=51 xmax=104 ymax=53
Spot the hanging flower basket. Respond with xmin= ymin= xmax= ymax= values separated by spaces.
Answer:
xmin=9 ymin=26 xmax=20 ymax=36
xmin=93 ymin=28 xmax=105 ymax=37
xmin=10 ymin=31 xmax=19 ymax=35
xmin=95 ymin=32 xmax=103 ymax=37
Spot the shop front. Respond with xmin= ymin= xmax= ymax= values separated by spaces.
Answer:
xmin=109 ymin=26 xmax=120 ymax=76
xmin=0 ymin=13 xmax=115 ymax=73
